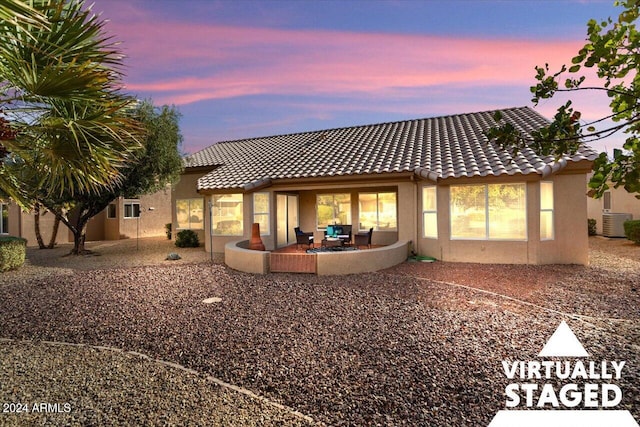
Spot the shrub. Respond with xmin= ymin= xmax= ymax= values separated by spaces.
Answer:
xmin=175 ymin=229 xmax=199 ymax=248
xmin=165 ymin=223 xmax=172 ymax=240
xmin=0 ymin=236 xmax=27 ymax=272
xmin=588 ymin=218 xmax=597 ymax=236
xmin=624 ymin=220 xmax=640 ymax=244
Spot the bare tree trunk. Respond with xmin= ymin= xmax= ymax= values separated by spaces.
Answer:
xmin=71 ymin=228 xmax=87 ymax=254
xmin=33 ymin=203 xmax=46 ymax=249
xmin=47 ymin=216 xmax=60 ymax=249
xmin=69 ymin=215 xmax=90 ymax=255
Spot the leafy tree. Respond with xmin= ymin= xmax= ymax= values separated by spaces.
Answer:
xmin=0 ymin=0 xmax=142 ymax=207
xmin=487 ymin=0 xmax=640 ymax=198
xmin=35 ymin=101 xmax=184 ymax=254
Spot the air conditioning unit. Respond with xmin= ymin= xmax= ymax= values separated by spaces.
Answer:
xmin=602 ymin=213 xmax=632 ymax=237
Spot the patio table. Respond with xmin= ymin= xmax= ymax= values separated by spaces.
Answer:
xmin=321 ymin=237 xmax=343 ymax=248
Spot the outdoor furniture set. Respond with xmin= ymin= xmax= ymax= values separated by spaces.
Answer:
xmin=295 ymin=225 xmax=373 ymax=250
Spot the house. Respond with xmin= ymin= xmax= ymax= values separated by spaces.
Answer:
xmin=2 ymin=188 xmax=171 ymax=246
xmin=586 ymin=179 xmax=639 ymax=235
xmin=172 ymin=107 xmax=597 ymax=267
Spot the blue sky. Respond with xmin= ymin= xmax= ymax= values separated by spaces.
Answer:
xmin=92 ymin=0 xmax=623 ymax=154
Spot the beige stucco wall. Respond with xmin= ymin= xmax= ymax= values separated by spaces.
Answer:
xmin=172 ymin=170 xmax=209 ymax=247
xmin=416 ymin=172 xmax=590 ymax=265
xmin=316 ymin=240 xmax=410 ymax=275
xmin=115 ymin=190 xmax=172 ymax=240
xmin=5 ymin=202 xmax=25 ymax=240
xmin=537 ymin=173 xmax=589 ymax=265
xmin=225 ymin=240 xmax=269 ymax=274
xmin=10 ymin=205 xmax=70 ymax=247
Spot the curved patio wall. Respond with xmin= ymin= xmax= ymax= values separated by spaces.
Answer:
xmin=316 ymin=240 xmax=410 ymax=276
xmin=225 ymin=240 xmax=269 ymax=274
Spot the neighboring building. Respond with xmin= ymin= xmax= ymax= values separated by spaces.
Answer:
xmin=2 ymin=188 xmax=171 ymax=246
xmin=172 ymin=107 xmax=597 ymax=265
xmin=587 ymin=179 xmax=640 ymax=235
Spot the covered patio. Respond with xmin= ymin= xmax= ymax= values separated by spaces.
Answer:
xmin=225 ymin=239 xmax=410 ymax=275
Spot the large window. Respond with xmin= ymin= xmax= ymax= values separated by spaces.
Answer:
xmin=422 ymin=187 xmax=437 ymax=238
xmin=123 ymin=201 xmax=140 ymax=219
xmin=0 ymin=204 xmax=8 ymax=234
xmin=358 ymin=192 xmax=397 ymax=231
xmin=176 ymin=198 xmax=204 ymax=230
xmin=450 ymin=183 xmax=526 ymax=240
xmin=212 ymin=194 xmax=243 ymax=236
xmin=317 ymin=193 xmax=351 ymax=229
xmin=253 ymin=192 xmax=270 ymax=236
xmin=540 ymin=181 xmax=554 ymax=240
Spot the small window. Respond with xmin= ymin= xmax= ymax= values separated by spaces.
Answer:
xmin=422 ymin=187 xmax=437 ymax=238
xmin=603 ymin=191 xmax=611 ymax=211
xmin=0 ymin=203 xmax=8 ymax=234
xmin=540 ymin=182 xmax=554 ymax=240
xmin=124 ymin=201 xmax=140 ymax=219
xmin=107 ymin=203 xmax=117 ymax=219
xmin=212 ymin=194 xmax=243 ymax=236
xmin=253 ymin=192 xmax=270 ymax=235
xmin=176 ymin=198 xmax=204 ymax=230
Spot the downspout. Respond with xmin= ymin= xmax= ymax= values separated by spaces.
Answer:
xmin=410 ymin=174 xmax=419 ymax=257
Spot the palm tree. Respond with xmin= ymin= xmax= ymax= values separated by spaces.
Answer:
xmin=0 ymin=0 xmax=142 ymax=208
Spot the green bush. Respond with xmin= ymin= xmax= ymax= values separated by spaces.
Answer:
xmin=588 ymin=218 xmax=597 ymax=236
xmin=624 ymin=220 xmax=640 ymax=244
xmin=0 ymin=236 xmax=27 ymax=272
xmin=175 ymin=229 xmax=199 ymax=248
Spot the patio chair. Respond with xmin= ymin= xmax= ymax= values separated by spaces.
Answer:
xmin=354 ymin=227 xmax=373 ymax=249
xmin=294 ymin=227 xmax=314 ymax=249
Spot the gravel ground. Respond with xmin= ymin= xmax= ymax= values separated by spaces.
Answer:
xmin=0 ymin=341 xmax=311 ymax=426
xmin=0 ymin=237 xmax=638 ymax=426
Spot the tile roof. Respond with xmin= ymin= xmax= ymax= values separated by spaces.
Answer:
xmin=188 ymin=107 xmax=598 ymax=191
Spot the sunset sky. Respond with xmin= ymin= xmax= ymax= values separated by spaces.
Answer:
xmin=92 ymin=0 xmax=623 ymax=154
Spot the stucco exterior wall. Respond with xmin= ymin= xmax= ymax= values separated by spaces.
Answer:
xmin=416 ymin=174 xmax=589 ymax=265
xmin=316 ymin=240 xmax=410 ymax=275
xmin=225 ymin=240 xmax=269 ymax=274
xmin=537 ymin=173 xmax=589 ymax=265
xmin=116 ymin=190 xmax=172 ymax=240
xmin=10 ymin=205 xmax=69 ymax=247
xmin=5 ymin=203 xmax=24 ymax=240
xmin=172 ymin=170 xmax=208 ymax=247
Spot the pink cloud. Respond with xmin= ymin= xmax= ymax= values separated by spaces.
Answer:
xmin=101 ymin=12 xmax=585 ymax=107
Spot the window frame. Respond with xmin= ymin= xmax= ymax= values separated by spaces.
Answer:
xmin=316 ymin=193 xmax=352 ymax=230
xmin=540 ymin=181 xmax=554 ymax=241
xmin=123 ymin=201 xmax=141 ymax=219
xmin=252 ymin=192 xmax=270 ymax=236
xmin=212 ymin=194 xmax=244 ymax=236
xmin=449 ymin=183 xmax=527 ymax=241
xmin=107 ymin=203 xmax=117 ymax=219
xmin=358 ymin=192 xmax=397 ymax=232
xmin=422 ymin=186 xmax=438 ymax=238
xmin=176 ymin=198 xmax=205 ymax=230
xmin=603 ymin=190 xmax=611 ymax=212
